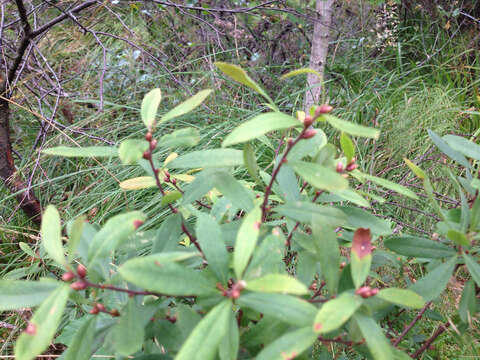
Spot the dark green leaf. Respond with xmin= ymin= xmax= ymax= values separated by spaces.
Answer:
xmin=353 ymin=313 xmax=392 ymax=360
xmin=168 ymin=149 xmax=243 ymax=169
xmin=243 ymin=144 xmax=262 ymax=184
xmin=312 ymin=225 xmax=340 ymax=293
xmin=410 ymin=256 xmax=457 ymax=301
xmin=443 ymin=134 xmax=480 ymax=160
xmin=463 ymin=253 xmax=480 ymax=287
xmin=358 ymin=172 xmax=418 ymax=200
xmin=255 ymin=327 xmax=317 ymax=360
xmin=384 ymin=236 xmax=456 ymax=258
xmin=219 ymin=309 xmax=239 ymax=360
xmin=376 ymin=288 xmax=425 ymax=309
xmin=459 ymin=279 xmax=476 ymax=323
xmin=152 ymin=213 xmax=183 ymax=253
xmin=313 ymin=293 xmax=362 ymax=334
xmin=210 ymin=170 xmax=254 ymax=210
xmin=290 ymin=161 xmax=348 ymax=192
xmin=446 ymin=229 xmax=470 ymax=246
xmin=246 ymin=274 xmax=309 ymax=295
xmin=323 ymin=114 xmax=380 ymax=139
xmin=0 ymin=280 xmax=60 ymax=311
xmin=112 ymin=299 xmax=145 ymax=356
xmin=234 ymin=206 xmax=261 ymax=278
xmin=64 ymin=317 xmax=96 ymax=360
xmin=275 ymin=202 xmax=346 ymax=226
xmin=338 ymin=207 xmax=392 ymax=235
xmin=428 ymin=130 xmax=471 ymax=168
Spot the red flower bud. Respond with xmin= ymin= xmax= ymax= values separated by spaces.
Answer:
xmin=355 ymin=286 xmax=371 ymax=298
xmin=303 ymin=115 xmax=313 ymax=128
xmin=336 ymin=162 xmax=344 ymax=173
xmin=96 ymin=303 xmax=106 ymax=312
xmin=317 ymin=104 xmax=333 ymax=115
xmin=171 ymin=178 xmax=177 ymax=185
xmin=145 ymin=132 xmax=153 ymax=141
xmin=77 ymin=264 xmax=87 ymax=278
xmin=142 ymin=151 xmax=151 ymax=160
xmin=110 ymin=309 xmax=120 ymax=317
xmin=133 ymin=219 xmax=144 ymax=229
xmin=163 ymin=177 xmax=169 ymax=182
xmin=89 ymin=307 xmax=99 ymax=314
xmin=70 ymin=280 xmax=88 ymax=291
xmin=24 ymin=323 xmax=36 ymax=335
xmin=62 ymin=271 xmax=75 ymax=282
xmin=302 ymin=129 xmax=317 ymax=139
xmin=150 ymin=139 xmax=157 ymax=150
xmin=346 ymin=163 xmax=358 ymax=171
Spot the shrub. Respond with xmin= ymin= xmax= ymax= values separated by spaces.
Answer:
xmin=1 ymin=63 xmax=478 ymax=360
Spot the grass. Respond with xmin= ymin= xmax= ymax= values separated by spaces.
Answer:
xmin=1 ymin=4 xmax=479 ymax=358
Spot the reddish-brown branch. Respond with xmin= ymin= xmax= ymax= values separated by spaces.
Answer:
xmin=393 ymin=301 xmax=432 ymax=347
xmin=411 ymin=321 xmax=450 ymax=358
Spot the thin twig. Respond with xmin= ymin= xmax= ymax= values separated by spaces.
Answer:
xmin=393 ymin=301 xmax=432 ymax=347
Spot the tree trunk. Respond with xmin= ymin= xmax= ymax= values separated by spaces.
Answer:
xmin=304 ymin=0 xmax=334 ymax=111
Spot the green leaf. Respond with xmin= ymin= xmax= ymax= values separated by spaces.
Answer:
xmin=67 ymin=215 xmax=86 ymax=262
xmin=196 ymin=214 xmax=229 ymax=284
xmin=141 ymin=88 xmax=161 ymax=130
xmin=41 ymin=205 xmax=66 ymax=267
xmin=0 ymin=280 xmax=60 ymax=311
xmin=118 ymin=139 xmax=149 ymax=165
xmin=275 ymin=202 xmax=346 ymax=226
xmin=443 ymin=134 xmax=480 ymax=160
xmin=377 ymin=288 xmax=425 ymax=309
xmin=159 ymin=128 xmax=201 ymax=148
xmin=255 ymin=327 xmax=317 ymax=360
xmin=64 ymin=317 xmax=96 ymax=360
xmin=290 ymin=161 xmax=348 ymax=192
xmin=210 ymin=170 xmax=254 ymax=210
xmin=88 ymin=211 xmax=146 ymax=269
xmin=459 ymin=279 xmax=476 ymax=323
xmin=351 ymin=228 xmax=373 ymax=288
xmin=176 ymin=300 xmax=231 ymax=360
xmin=119 ymin=176 xmax=157 ymax=190
xmin=15 ymin=285 xmax=70 ymax=360
xmin=244 ymin=232 xmax=285 ymax=280
xmin=19 ymin=242 xmax=36 ymax=258
xmin=446 ymin=229 xmax=470 ymax=246
xmin=219 ymin=310 xmax=239 ymax=360
xmin=276 ymin=165 xmax=300 ymax=202
xmin=353 ymin=313 xmax=392 ymax=360
xmin=357 ymin=172 xmax=418 ymax=200
xmin=222 ymin=112 xmax=301 ymax=147
xmin=168 ymin=149 xmax=243 ymax=169
xmin=161 ymin=191 xmax=182 ymax=206
xmin=313 ymin=293 xmax=363 ymax=334
xmin=246 ymin=274 xmax=309 ymax=295
xmin=152 ymin=213 xmax=183 ymax=253
xmin=215 ymin=62 xmax=272 ymax=104
xmin=463 ymin=253 xmax=480 ymax=287
xmin=410 ymin=256 xmax=457 ymax=301
xmin=238 ymin=292 xmax=316 ymax=327
xmin=281 ymin=67 xmax=322 ymax=80
xmin=161 ymin=89 xmax=212 ymax=123
xmin=234 ymin=206 xmax=261 ymax=278
xmin=403 ymin=158 xmax=426 ymax=180
xmin=323 ymin=114 xmax=380 ymax=139
xmin=119 ymin=252 xmax=215 ymax=296
xmin=340 ymin=133 xmax=355 ymax=164
xmin=243 ymin=144 xmax=261 ymax=184
xmin=338 ymin=206 xmax=392 ymax=235
xmin=428 ymin=130 xmax=471 ymax=169
xmin=42 ymin=146 xmax=117 ymax=158
xmin=471 ymin=195 xmax=480 ymax=231
xmin=312 ymin=225 xmax=340 ymax=294
xmin=384 ymin=236 xmax=456 ymax=258
xmin=112 ymin=299 xmax=145 ymax=356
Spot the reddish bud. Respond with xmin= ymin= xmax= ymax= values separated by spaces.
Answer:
xmin=171 ymin=178 xmax=177 ymax=185
xmin=145 ymin=132 xmax=153 ymax=141
xmin=164 ymin=170 xmax=170 ymax=178
xmin=71 ymin=280 xmax=88 ymax=291
xmin=336 ymin=162 xmax=344 ymax=173
xmin=62 ymin=271 xmax=75 ymax=282
xmin=355 ymin=286 xmax=371 ymax=298
xmin=287 ymin=138 xmax=294 ymax=147
xmin=346 ymin=163 xmax=358 ymax=171
xmin=133 ymin=219 xmax=144 ymax=229
xmin=163 ymin=177 xmax=169 ymax=182
xmin=24 ymin=323 xmax=36 ymax=335
xmin=150 ymin=139 xmax=158 ymax=150
xmin=76 ymin=264 xmax=87 ymax=278
xmin=110 ymin=309 xmax=120 ymax=317
xmin=142 ymin=151 xmax=151 ymax=160
xmin=89 ymin=307 xmax=99 ymax=315
xmin=339 ymin=261 xmax=346 ymax=269
xmin=301 ymin=129 xmax=317 ymax=139
xmin=368 ymin=288 xmax=379 ymax=296
xmin=317 ymin=104 xmax=333 ymax=115
xmin=236 ymin=280 xmax=247 ymax=290
xmin=230 ymin=289 xmax=241 ymax=299
xmin=96 ymin=303 xmax=106 ymax=312
xmin=303 ymin=115 xmax=313 ymax=128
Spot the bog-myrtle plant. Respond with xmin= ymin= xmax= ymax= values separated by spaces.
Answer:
xmin=1 ymin=63 xmax=478 ymax=360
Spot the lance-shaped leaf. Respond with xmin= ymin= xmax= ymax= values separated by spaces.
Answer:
xmin=410 ymin=255 xmax=457 ymax=301
xmin=351 ymin=228 xmax=373 ymax=288
xmin=463 ymin=253 xmax=480 ymax=287
xmin=159 ymin=127 xmax=201 ymax=148
xmin=428 ymin=130 xmax=471 ymax=169
xmin=376 ymin=288 xmax=425 ymax=309
xmin=0 ymin=280 xmax=60 ymax=311
xmin=215 ymin=62 xmax=273 ymax=104
xmin=275 ymin=202 xmax=346 ymax=226
xmin=118 ymin=139 xmax=149 ymax=165
xmin=323 ymin=114 xmax=380 ymax=139
xmin=246 ymin=274 xmax=309 ymax=295
xmin=41 ymin=205 xmax=66 ymax=267
xmin=196 ymin=214 xmax=229 ymax=284
xmin=161 ymin=89 xmax=212 ymax=124
xmin=67 ymin=215 xmax=86 ymax=262
xmin=161 ymin=191 xmax=182 ymax=206
xmin=255 ymin=327 xmax=318 ymax=360
xmin=313 ymin=224 xmax=340 ymax=294
xmin=243 ymin=144 xmax=261 ymax=185
xmin=111 ymin=299 xmax=145 ymax=356
xmin=222 ymin=112 xmax=301 ymax=147
xmin=119 ymin=176 xmax=157 ymax=190
xmin=238 ymin=292 xmax=317 ymax=327
xmin=290 ymin=161 xmax=348 ymax=192
xmin=168 ymin=149 xmax=244 ymax=169
xmin=281 ymin=67 xmax=322 ymax=80
xmin=119 ymin=252 xmax=215 ymax=296
xmin=356 ymin=172 xmax=418 ymax=200
xmin=141 ymin=88 xmax=161 ymax=130
xmin=233 ymin=206 xmax=261 ymax=278
xmin=15 ymin=285 xmax=70 ymax=360
xmin=384 ymin=236 xmax=456 ymax=259
xmin=446 ymin=229 xmax=470 ymax=246
xmin=219 ymin=309 xmax=239 ymax=360
xmin=338 ymin=207 xmax=392 ymax=235
xmin=459 ymin=279 xmax=476 ymax=323
xmin=313 ymin=293 xmax=363 ymax=334
xmin=64 ymin=317 xmax=97 ymax=360
xmin=340 ymin=132 xmax=355 ymax=164
xmin=176 ymin=300 xmax=231 ymax=360
xmin=42 ymin=146 xmax=117 ymax=158
xmin=443 ymin=134 xmax=480 ymax=160
xmin=353 ymin=313 xmax=392 ymax=360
